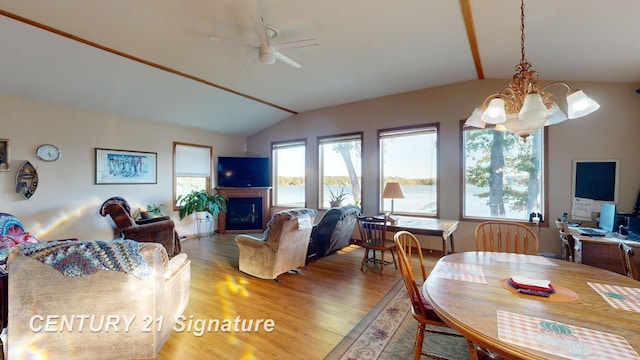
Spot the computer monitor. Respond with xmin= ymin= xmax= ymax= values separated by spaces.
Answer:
xmin=598 ymin=203 xmax=617 ymax=233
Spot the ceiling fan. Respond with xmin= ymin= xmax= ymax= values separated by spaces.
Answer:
xmin=210 ymin=14 xmax=319 ymax=69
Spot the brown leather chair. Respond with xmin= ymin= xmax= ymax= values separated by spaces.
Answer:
xmin=99 ymin=197 xmax=181 ymax=256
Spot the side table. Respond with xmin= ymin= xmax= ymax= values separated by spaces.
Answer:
xmin=196 ymin=217 xmax=212 ymax=238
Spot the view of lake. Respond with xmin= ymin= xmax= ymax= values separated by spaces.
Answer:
xmin=274 ymin=185 xmax=531 ymax=219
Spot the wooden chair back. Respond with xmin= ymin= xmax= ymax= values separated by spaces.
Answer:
xmin=559 ymin=221 xmax=576 ymax=262
xmin=394 ymin=231 xmax=429 ymax=319
xmin=618 ymin=242 xmax=640 ymax=281
xmin=357 ymin=216 xmax=387 ymax=248
xmin=475 ymin=220 xmax=539 ymax=255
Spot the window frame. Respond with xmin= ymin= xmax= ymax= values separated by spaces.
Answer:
xmin=459 ymin=120 xmax=549 ymax=226
xmin=378 ymin=123 xmax=440 ymax=217
xmin=173 ymin=141 xmax=212 ymax=211
xmin=317 ymin=132 xmax=363 ymax=210
xmin=271 ymin=139 xmax=307 ymax=207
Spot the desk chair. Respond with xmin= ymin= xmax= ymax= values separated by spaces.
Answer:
xmin=618 ymin=242 xmax=639 ymax=281
xmin=357 ymin=216 xmax=397 ymax=275
xmin=394 ymin=231 xmax=481 ymax=360
xmin=475 ymin=221 xmax=539 ymax=255
xmin=559 ymin=221 xmax=576 ymax=262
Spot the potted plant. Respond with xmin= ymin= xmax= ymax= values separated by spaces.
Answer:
xmin=328 ymin=186 xmax=348 ymax=207
xmin=176 ymin=190 xmax=227 ymax=220
xmin=146 ymin=203 xmax=163 ymax=218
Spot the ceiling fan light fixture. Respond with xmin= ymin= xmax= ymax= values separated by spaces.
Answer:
xmin=258 ymin=45 xmax=276 ymax=65
xmin=466 ymin=0 xmax=599 ymax=139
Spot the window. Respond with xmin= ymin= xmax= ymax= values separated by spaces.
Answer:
xmin=173 ymin=142 xmax=212 ymax=210
xmin=461 ymin=125 xmax=546 ymax=221
xmin=272 ymin=140 xmax=306 ymax=207
xmin=379 ymin=124 xmax=439 ymax=215
xmin=318 ymin=133 xmax=362 ymax=209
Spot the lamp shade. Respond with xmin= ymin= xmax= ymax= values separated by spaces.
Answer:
xmin=566 ymin=90 xmax=600 ymax=119
xmin=518 ymin=93 xmax=549 ymax=121
xmin=481 ymin=98 xmax=507 ymax=124
xmin=464 ymin=108 xmax=486 ymax=128
xmin=544 ymin=102 xmax=568 ymax=126
xmin=382 ymin=182 xmax=404 ymax=199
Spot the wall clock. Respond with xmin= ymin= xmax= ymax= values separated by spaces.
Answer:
xmin=36 ymin=144 xmax=61 ymax=162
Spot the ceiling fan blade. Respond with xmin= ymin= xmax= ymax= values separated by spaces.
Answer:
xmin=275 ymin=51 xmax=302 ymax=69
xmin=210 ymin=36 xmax=256 ymax=49
xmin=250 ymin=14 xmax=270 ymax=46
xmin=243 ymin=52 xmax=259 ymax=66
xmin=273 ymin=38 xmax=319 ymax=50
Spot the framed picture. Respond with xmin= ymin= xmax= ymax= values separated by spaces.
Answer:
xmin=95 ymin=148 xmax=157 ymax=184
xmin=0 ymin=139 xmax=9 ymax=172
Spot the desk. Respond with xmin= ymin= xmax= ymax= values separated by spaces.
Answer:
xmin=386 ymin=216 xmax=458 ymax=254
xmin=570 ymin=231 xmax=640 ymax=275
xmin=424 ymin=251 xmax=640 ymax=359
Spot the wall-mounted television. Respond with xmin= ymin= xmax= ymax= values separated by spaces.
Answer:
xmin=217 ymin=156 xmax=271 ymax=188
xmin=572 ymin=159 xmax=619 ymax=203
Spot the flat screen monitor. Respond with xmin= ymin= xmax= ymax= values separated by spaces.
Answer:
xmin=598 ymin=203 xmax=617 ymax=233
xmin=572 ymin=160 xmax=619 ymax=203
xmin=217 ymin=156 xmax=270 ymax=188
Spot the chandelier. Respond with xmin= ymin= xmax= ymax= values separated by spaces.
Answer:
xmin=464 ymin=0 xmax=600 ymax=140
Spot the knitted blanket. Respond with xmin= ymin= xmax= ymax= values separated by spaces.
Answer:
xmin=15 ymin=239 xmax=151 ymax=279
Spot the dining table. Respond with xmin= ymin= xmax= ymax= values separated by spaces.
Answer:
xmin=423 ymin=251 xmax=640 ymax=360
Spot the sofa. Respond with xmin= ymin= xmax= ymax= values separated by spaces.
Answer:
xmin=312 ymin=205 xmax=361 ymax=257
xmin=235 ymin=208 xmax=316 ymax=280
xmin=7 ymin=240 xmax=190 ymax=360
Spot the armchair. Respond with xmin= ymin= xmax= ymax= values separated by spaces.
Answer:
xmin=100 ymin=197 xmax=181 ymax=257
xmin=8 ymin=240 xmax=190 ymax=359
xmin=311 ymin=205 xmax=361 ymax=258
xmin=235 ymin=208 xmax=316 ymax=280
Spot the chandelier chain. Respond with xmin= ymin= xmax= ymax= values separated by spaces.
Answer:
xmin=520 ymin=0 xmax=526 ymax=62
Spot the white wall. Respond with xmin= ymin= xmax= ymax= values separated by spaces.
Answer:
xmin=247 ymin=79 xmax=640 ymax=255
xmin=0 ymin=95 xmax=247 ymax=240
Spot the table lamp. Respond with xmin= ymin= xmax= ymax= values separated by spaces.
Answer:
xmin=382 ymin=182 xmax=405 ymax=215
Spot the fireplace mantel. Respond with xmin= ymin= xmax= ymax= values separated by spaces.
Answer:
xmin=216 ymin=187 xmax=272 ymax=234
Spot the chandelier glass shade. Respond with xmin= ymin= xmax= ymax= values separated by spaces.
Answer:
xmin=465 ymin=0 xmax=599 ymax=140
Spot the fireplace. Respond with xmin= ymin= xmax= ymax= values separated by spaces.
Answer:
xmin=226 ymin=197 xmax=262 ymax=231
xmin=216 ymin=187 xmax=272 ymax=233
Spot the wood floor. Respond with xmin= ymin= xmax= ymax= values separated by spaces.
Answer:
xmin=153 ymin=234 xmax=436 ymax=360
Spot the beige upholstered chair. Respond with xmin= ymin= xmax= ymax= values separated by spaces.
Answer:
xmin=475 ymin=220 xmax=539 ymax=255
xmin=8 ymin=241 xmax=190 ymax=359
xmin=618 ymin=242 xmax=639 ymax=280
xmin=235 ymin=208 xmax=316 ymax=281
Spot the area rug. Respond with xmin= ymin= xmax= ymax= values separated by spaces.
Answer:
xmin=325 ymin=280 xmax=471 ymax=360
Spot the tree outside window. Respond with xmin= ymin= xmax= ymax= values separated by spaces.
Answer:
xmin=272 ymin=140 xmax=306 ymax=207
xmin=318 ymin=133 xmax=362 ymax=209
xmin=462 ymin=125 xmax=545 ymax=221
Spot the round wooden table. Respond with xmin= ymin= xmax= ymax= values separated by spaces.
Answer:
xmin=423 ymin=251 xmax=640 ymax=360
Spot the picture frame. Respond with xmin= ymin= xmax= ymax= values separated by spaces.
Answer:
xmin=0 ymin=139 xmax=9 ymax=172
xmin=95 ymin=148 xmax=157 ymax=184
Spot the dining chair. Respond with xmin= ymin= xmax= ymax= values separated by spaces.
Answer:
xmin=357 ymin=215 xmax=397 ymax=275
xmin=475 ymin=220 xmax=539 ymax=255
xmin=559 ymin=221 xmax=576 ymax=262
xmin=394 ymin=231 xmax=481 ymax=360
xmin=618 ymin=242 xmax=640 ymax=280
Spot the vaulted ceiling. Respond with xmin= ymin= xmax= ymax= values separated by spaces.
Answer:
xmin=1 ymin=0 xmax=639 ymax=136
